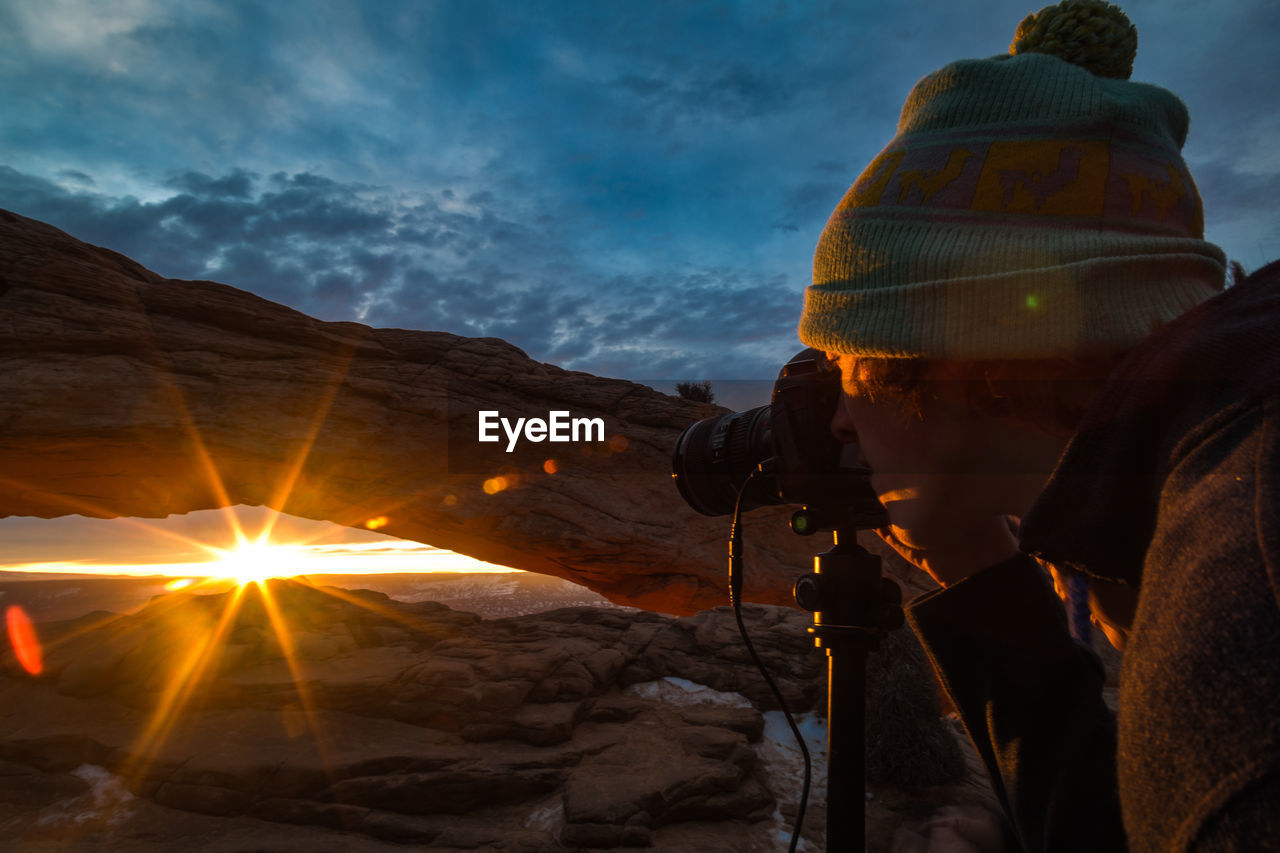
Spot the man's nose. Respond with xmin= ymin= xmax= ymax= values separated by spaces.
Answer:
xmin=830 ymin=396 xmax=858 ymax=444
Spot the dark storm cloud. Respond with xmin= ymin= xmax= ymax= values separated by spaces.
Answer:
xmin=0 ymin=166 xmax=405 ymax=311
xmin=368 ymin=255 xmax=801 ymax=380
xmin=56 ymin=169 xmax=95 ymax=186
xmin=163 ymin=169 xmax=255 ymax=199
xmin=1 ymin=164 xmax=803 ymax=381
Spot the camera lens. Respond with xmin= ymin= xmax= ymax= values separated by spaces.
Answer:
xmin=671 ymin=405 xmax=780 ymax=516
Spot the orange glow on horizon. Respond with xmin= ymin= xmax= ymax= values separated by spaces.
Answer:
xmin=6 ymin=606 xmax=43 ymax=675
xmin=1 ymin=509 xmax=519 ymax=578
xmin=0 ymin=541 xmax=519 ymax=578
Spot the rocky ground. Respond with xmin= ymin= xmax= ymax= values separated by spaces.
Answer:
xmin=0 ymin=579 xmax=994 ymax=851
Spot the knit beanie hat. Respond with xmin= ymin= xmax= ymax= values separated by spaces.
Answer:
xmin=798 ymin=0 xmax=1227 ymax=359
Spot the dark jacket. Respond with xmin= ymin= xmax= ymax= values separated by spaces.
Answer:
xmin=907 ymin=260 xmax=1280 ymax=852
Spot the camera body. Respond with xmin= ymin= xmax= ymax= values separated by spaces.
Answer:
xmin=671 ymin=349 xmax=887 ymax=530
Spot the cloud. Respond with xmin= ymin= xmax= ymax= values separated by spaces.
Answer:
xmin=2 ymin=0 xmax=1275 ymax=386
xmin=163 ymin=168 xmax=254 ymax=199
xmin=5 ymin=0 xmax=168 ymax=59
xmin=56 ymin=168 xmax=96 ymax=186
xmin=0 ymin=164 xmax=805 ymax=382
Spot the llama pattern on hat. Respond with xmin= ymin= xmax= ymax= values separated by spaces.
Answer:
xmin=994 ymin=145 xmax=1086 ymax=212
xmin=835 ymin=129 xmax=1199 ymax=238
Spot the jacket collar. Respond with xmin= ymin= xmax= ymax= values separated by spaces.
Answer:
xmin=1019 ymin=260 xmax=1280 ymax=586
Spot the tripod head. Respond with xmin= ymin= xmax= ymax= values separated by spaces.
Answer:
xmin=787 ymin=504 xmax=903 ymax=646
xmin=793 ymin=527 xmax=904 ymax=650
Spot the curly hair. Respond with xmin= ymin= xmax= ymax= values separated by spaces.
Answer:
xmin=834 ymin=353 xmax=1128 ymax=435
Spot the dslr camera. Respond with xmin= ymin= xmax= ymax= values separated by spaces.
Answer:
xmin=671 ymin=348 xmax=887 ymax=532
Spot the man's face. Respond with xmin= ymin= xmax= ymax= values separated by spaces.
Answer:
xmin=827 ymin=354 xmax=1010 ymax=534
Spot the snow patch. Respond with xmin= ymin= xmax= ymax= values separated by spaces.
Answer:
xmin=36 ymin=764 xmax=136 ymax=827
xmin=756 ymin=711 xmax=828 ymax=853
xmin=623 ymin=677 xmax=752 ymax=708
xmin=523 ymin=793 xmax=564 ymax=833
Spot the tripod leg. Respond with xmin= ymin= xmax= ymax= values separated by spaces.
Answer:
xmin=825 ymin=643 xmax=867 ymax=852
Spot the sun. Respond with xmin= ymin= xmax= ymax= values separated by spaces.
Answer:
xmin=204 ymin=539 xmax=303 ymax=585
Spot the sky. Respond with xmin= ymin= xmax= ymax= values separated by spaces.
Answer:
xmin=2 ymin=0 xmax=1278 ymax=576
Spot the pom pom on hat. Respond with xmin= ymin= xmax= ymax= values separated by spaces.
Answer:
xmin=1010 ymin=0 xmax=1138 ymax=80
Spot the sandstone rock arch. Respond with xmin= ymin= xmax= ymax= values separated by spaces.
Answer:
xmin=0 ymin=210 xmax=925 ymax=614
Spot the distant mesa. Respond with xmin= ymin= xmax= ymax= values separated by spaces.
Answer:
xmin=0 ymin=208 xmax=929 ymax=614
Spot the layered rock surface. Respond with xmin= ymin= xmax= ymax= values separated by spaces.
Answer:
xmin=0 ymin=208 xmax=933 ymax=614
xmin=0 ymin=582 xmax=979 ymax=851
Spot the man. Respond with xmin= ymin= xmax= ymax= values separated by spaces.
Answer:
xmin=798 ymin=1 xmax=1280 ymax=850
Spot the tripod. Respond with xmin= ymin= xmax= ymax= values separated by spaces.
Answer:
xmin=793 ymin=526 xmax=903 ymax=852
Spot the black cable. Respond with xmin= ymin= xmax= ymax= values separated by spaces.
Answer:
xmin=729 ymin=466 xmax=812 ymax=853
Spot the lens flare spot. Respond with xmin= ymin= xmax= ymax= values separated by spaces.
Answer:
xmin=365 ymin=515 xmax=389 ymax=530
xmin=483 ymin=477 xmax=509 ymax=495
xmin=543 ymin=459 xmax=558 ymax=474
xmin=164 ymin=578 xmax=195 ymax=591
xmin=609 ymin=434 xmax=628 ymax=453
xmin=443 ymin=493 xmax=458 ymax=507
xmin=6 ymin=606 xmax=42 ymax=676
xmin=1025 ymin=294 xmax=1040 ymax=309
